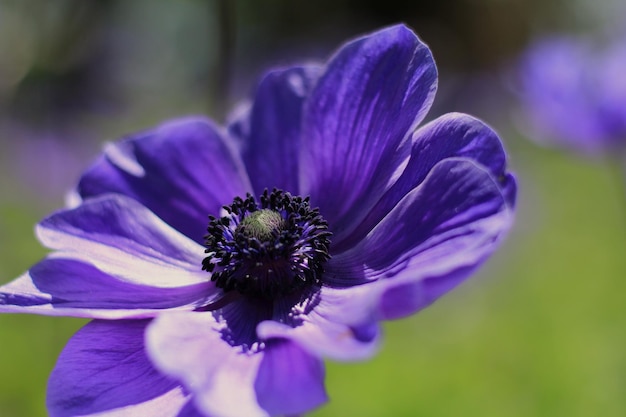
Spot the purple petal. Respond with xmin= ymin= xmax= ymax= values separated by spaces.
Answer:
xmin=257 ymin=288 xmax=380 ymax=361
xmin=333 ymin=112 xmax=515 ymax=250
xmin=36 ymin=194 xmax=209 ymax=288
xmin=238 ymin=66 xmax=322 ymax=195
xmin=300 ymin=24 xmax=437 ymax=234
xmin=0 ymin=258 xmax=212 ymax=319
xmin=76 ymin=117 xmax=250 ymax=243
xmin=255 ymin=339 xmax=328 ymax=415
xmin=147 ymin=312 xmax=328 ymax=417
xmin=47 ymin=319 xmax=190 ymax=417
xmin=378 ymin=269 xmax=474 ymax=320
xmin=176 ymin=402 xmax=206 ymax=417
xmin=146 ymin=312 xmax=267 ymax=417
xmin=325 ymin=158 xmax=513 ymax=318
xmin=217 ymin=295 xmax=273 ymax=349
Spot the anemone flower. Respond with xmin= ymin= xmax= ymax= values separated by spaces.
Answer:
xmin=0 ymin=24 xmax=516 ymax=417
xmin=516 ymin=35 xmax=626 ymax=155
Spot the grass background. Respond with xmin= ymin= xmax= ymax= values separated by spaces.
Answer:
xmin=0 ymin=135 xmax=625 ymax=417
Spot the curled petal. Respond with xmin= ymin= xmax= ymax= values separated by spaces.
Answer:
xmin=326 ymin=158 xmax=513 ymax=318
xmin=334 ymin=112 xmax=515 ymax=250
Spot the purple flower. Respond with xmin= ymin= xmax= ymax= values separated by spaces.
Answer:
xmin=0 ymin=25 xmax=516 ymax=417
xmin=2 ymin=126 xmax=97 ymax=202
xmin=515 ymin=35 xmax=626 ymax=154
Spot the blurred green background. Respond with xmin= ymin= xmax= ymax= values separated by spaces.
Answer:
xmin=1 ymin=1 xmax=625 ymax=416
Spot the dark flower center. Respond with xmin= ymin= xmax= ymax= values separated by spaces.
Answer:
xmin=202 ymin=189 xmax=331 ymax=298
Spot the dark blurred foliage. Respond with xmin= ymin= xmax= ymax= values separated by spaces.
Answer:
xmin=236 ymin=0 xmax=542 ymax=71
xmin=0 ymin=0 xmax=591 ymax=133
xmin=0 ymin=0 xmax=218 ymax=132
xmin=1 ymin=1 xmax=118 ymax=129
xmin=230 ymin=0 xmax=612 ymax=129
xmin=0 ymin=0 xmax=620 ymax=198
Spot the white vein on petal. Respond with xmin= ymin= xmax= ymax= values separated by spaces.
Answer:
xmin=36 ymin=196 xmax=208 ymax=287
xmin=104 ymin=141 xmax=146 ymax=177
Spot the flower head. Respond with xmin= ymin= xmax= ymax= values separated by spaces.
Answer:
xmin=0 ymin=25 xmax=516 ymax=417
xmin=515 ymin=35 xmax=626 ymax=154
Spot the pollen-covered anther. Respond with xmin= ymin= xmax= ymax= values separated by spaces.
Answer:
xmin=202 ymin=189 xmax=331 ymax=298
xmin=238 ymin=209 xmax=286 ymax=240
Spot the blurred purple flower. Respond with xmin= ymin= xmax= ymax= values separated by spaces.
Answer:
xmin=3 ymin=127 xmax=96 ymax=202
xmin=0 ymin=25 xmax=516 ymax=417
xmin=515 ymin=35 xmax=626 ymax=154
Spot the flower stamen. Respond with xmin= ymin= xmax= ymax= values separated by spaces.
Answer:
xmin=202 ymin=189 xmax=331 ymax=298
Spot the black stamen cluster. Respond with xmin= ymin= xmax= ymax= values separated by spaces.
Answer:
xmin=202 ymin=189 xmax=331 ymax=298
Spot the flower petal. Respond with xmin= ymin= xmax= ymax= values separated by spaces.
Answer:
xmin=1 ymin=194 xmax=219 ymax=319
xmin=333 ymin=112 xmax=515 ymax=250
xmin=254 ymin=339 xmax=328 ymax=415
xmin=238 ymin=66 xmax=322 ymax=195
xmin=47 ymin=319 xmax=191 ymax=417
xmin=0 ymin=258 xmax=212 ymax=319
xmin=36 ymin=194 xmax=209 ymax=288
xmin=147 ymin=311 xmax=328 ymax=417
xmin=325 ymin=158 xmax=514 ymax=318
xmin=300 ymin=24 xmax=437 ymax=234
xmin=76 ymin=117 xmax=250 ymax=243
xmin=146 ymin=312 xmax=267 ymax=417
xmin=176 ymin=402 xmax=206 ymax=417
xmin=257 ymin=288 xmax=380 ymax=362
